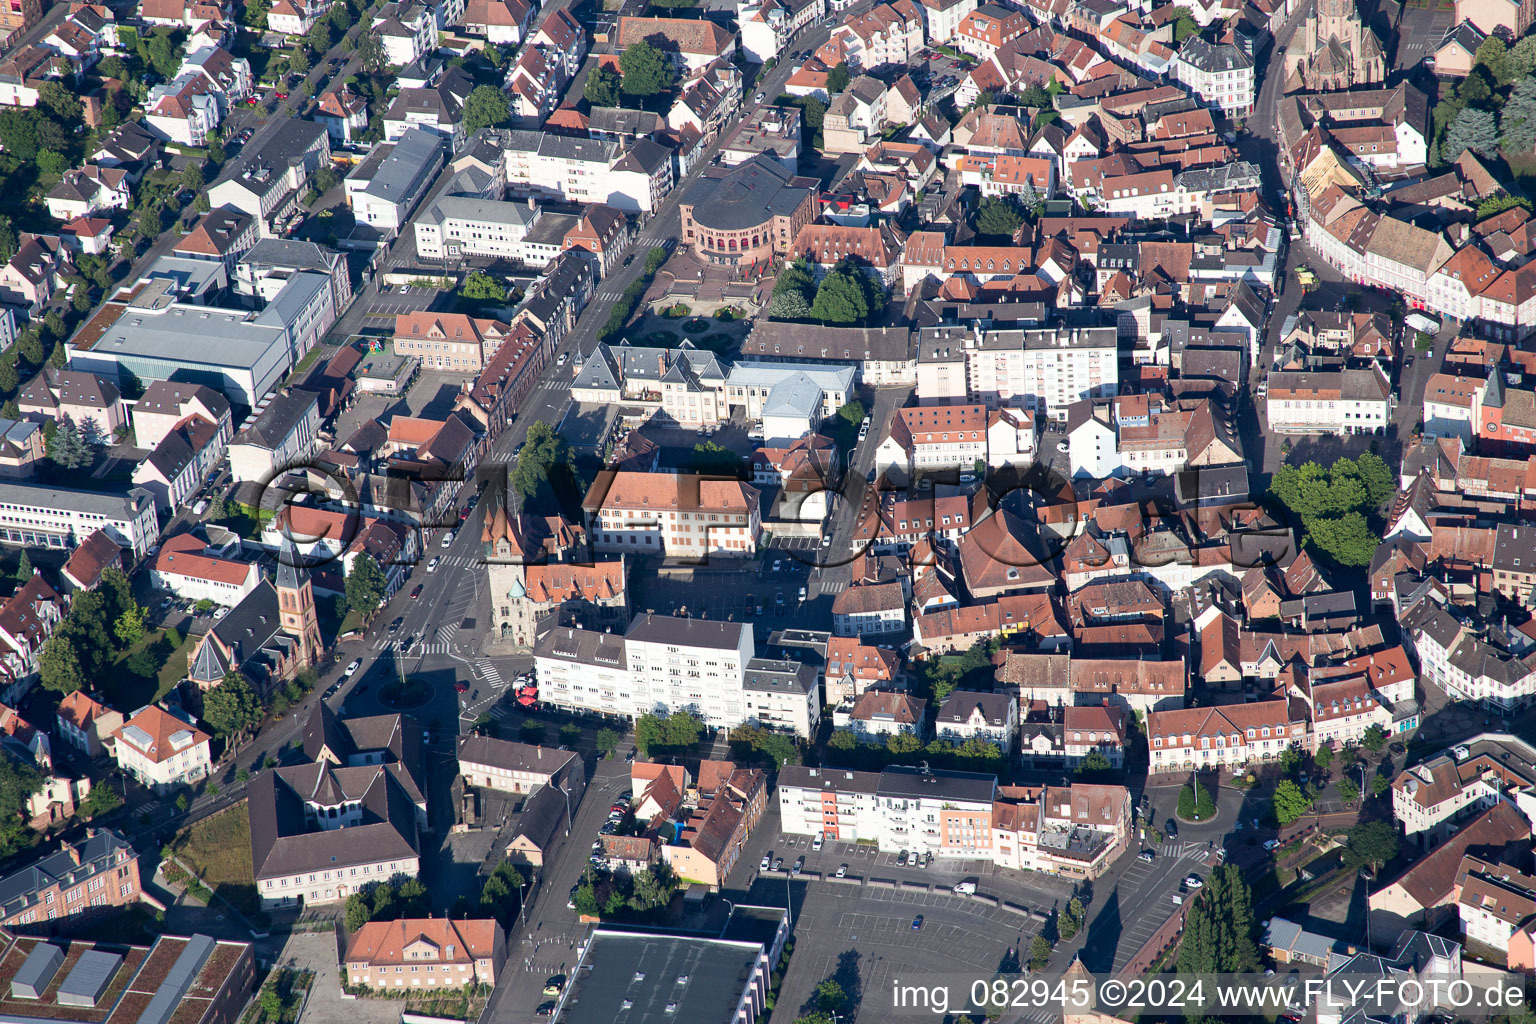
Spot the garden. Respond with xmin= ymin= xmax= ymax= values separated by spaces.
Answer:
xmin=164 ymin=802 xmax=265 ymax=923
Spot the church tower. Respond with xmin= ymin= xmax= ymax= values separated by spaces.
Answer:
xmin=276 ymin=533 xmax=323 ymax=667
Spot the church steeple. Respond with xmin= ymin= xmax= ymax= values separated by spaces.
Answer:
xmin=275 ymin=532 xmax=322 ymax=667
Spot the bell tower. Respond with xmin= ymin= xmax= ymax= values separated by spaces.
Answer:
xmin=276 ymin=533 xmax=323 ymax=667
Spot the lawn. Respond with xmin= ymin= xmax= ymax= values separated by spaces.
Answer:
xmin=168 ymin=802 xmax=263 ymax=922
xmin=99 ymin=627 xmax=193 ymax=711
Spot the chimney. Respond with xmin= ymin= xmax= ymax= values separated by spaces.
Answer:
xmin=66 ymin=844 xmax=81 ymax=866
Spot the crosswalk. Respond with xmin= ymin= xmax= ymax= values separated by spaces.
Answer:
xmin=596 ymin=285 xmax=626 ymax=302
xmin=815 ymin=578 xmax=849 ymax=596
xmin=482 ymin=661 xmax=506 ymax=689
xmin=435 ymin=622 xmax=460 ymax=646
xmin=1160 ymin=840 xmax=1210 ymax=861
xmin=1019 ymin=1011 xmax=1056 ymax=1024
xmin=436 ymin=555 xmax=477 ymax=570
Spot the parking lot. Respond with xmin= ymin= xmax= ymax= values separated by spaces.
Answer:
xmin=366 ymin=284 xmax=446 ymax=319
xmin=1394 ymin=0 xmax=1453 ymax=70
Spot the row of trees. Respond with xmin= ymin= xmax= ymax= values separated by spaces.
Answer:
xmin=572 ymin=862 xmax=678 ymax=920
xmin=634 ymin=711 xmax=705 ymax=758
xmin=825 ymin=730 xmax=1008 ymax=775
xmin=768 ymin=257 xmax=885 ymax=325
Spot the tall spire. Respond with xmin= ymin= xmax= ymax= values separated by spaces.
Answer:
xmin=276 ymin=531 xmax=310 ymax=591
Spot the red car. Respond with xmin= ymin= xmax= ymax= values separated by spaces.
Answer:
xmin=410 ymin=584 xmax=423 ymax=599
xmin=245 ymin=96 xmax=259 ymax=105
xmin=275 ymin=91 xmax=289 ymax=99
xmin=454 ymin=681 xmax=469 ymax=693
xmin=459 ymin=507 xmax=469 ymax=520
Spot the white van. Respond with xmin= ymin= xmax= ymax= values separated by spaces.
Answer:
xmin=953 ymin=881 xmax=977 ymax=895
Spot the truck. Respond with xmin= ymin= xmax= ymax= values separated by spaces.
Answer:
xmin=1405 ymin=312 xmax=1441 ymax=336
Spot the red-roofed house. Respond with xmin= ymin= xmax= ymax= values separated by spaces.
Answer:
xmin=55 ymin=691 xmax=125 ymax=757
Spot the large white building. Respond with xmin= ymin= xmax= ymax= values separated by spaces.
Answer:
xmin=1172 ymin=38 xmax=1254 ymax=117
xmin=624 ymin=615 xmax=755 ymax=730
xmin=502 ymin=131 xmax=675 ymax=216
xmin=582 ymin=470 xmax=761 ymax=559
xmin=0 ymin=482 xmax=159 ymax=558
xmin=345 ymin=129 xmax=445 ymax=239
xmin=915 ymin=323 xmax=1119 ymax=421
xmin=111 ymin=705 xmax=212 ymax=793
xmin=777 ymin=764 xmax=997 ymax=860
xmin=533 ymin=617 xmax=758 ymax=730
xmin=1266 ymin=366 xmax=1392 ymax=435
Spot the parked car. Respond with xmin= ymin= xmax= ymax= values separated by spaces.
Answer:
xmin=912 ymin=915 xmax=924 ymax=930
xmin=836 ymin=864 xmax=848 ymax=878
xmin=342 ymin=659 xmax=361 ymax=678
xmin=1184 ymin=875 xmax=1203 ymax=889
xmin=792 ymin=856 xmax=804 ymax=876
xmin=773 ymin=858 xmax=783 ymax=871
xmin=1264 ymin=839 xmax=1281 ymax=851
xmin=761 ymin=854 xmax=772 ymax=870
xmin=1138 ymin=850 xmax=1154 ymax=862
xmin=812 ymin=832 xmax=823 ymax=851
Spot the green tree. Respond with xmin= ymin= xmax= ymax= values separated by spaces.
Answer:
xmin=1314 ymin=742 xmax=1334 ymax=771
xmin=634 ymin=713 xmax=664 ymax=757
xmin=37 ymin=81 xmax=83 ymax=125
xmin=814 ymin=980 xmax=847 ymax=1015
xmin=1336 ymin=777 xmax=1360 ymax=804
xmin=1476 ymin=36 xmax=1517 ymax=85
xmin=76 ymin=783 xmax=123 ymax=820
xmin=1342 ymin=820 xmax=1399 ymax=872
xmin=1362 ymin=724 xmax=1389 ymax=753
xmin=357 ymin=30 xmax=386 ymax=73
xmin=886 ymin=731 xmax=921 ymax=754
xmin=344 ymin=891 xmax=372 ymax=930
xmin=114 ymin=603 xmax=148 ymax=647
xmin=461 ymin=270 xmax=507 ymax=303
xmin=38 ymin=634 xmax=84 ymax=693
xmin=1445 ymin=106 xmax=1501 ymax=160
xmin=828 ymin=728 xmax=858 ymax=754
xmin=1028 ymin=935 xmax=1053 ymax=971
xmin=975 ymin=195 xmax=1025 ymax=241
xmin=289 ymin=45 xmax=312 ymax=75
xmin=14 ymin=550 xmax=31 ymax=583
xmin=202 ymin=671 xmax=262 ymax=738
xmin=768 ymin=287 xmax=812 ymax=319
xmin=0 ymin=216 xmax=16 ymax=264
xmin=1076 ymin=750 xmax=1114 ymax=778
xmin=462 ymin=84 xmax=510 ymax=136
xmin=585 ymin=64 xmax=622 ymax=108
xmin=1177 ymin=864 xmax=1259 ymax=973
xmin=345 ymin=553 xmax=388 ymax=616
xmin=1272 ymin=778 xmax=1312 ymax=826
xmin=1266 ymin=455 xmax=1393 ymax=568
xmin=37 ymin=149 xmax=69 ymax=177
xmin=811 ymin=258 xmax=877 ymax=325
xmin=511 ymin=420 xmax=575 ymax=502
xmin=595 ymin=728 xmax=622 ymax=757
xmin=826 ymin=61 xmax=850 ymax=93
xmin=1479 ymin=193 xmax=1534 ymax=219
xmin=47 ymin=419 xmax=92 ymax=469
xmin=619 ymin=40 xmax=675 ymax=97
xmin=1371 ymin=774 xmax=1391 ymax=797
